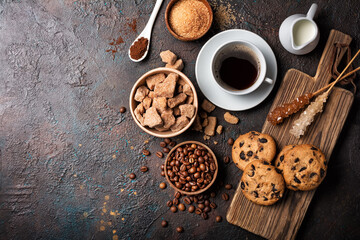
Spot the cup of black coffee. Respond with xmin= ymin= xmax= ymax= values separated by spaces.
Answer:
xmin=211 ymin=40 xmax=273 ymax=95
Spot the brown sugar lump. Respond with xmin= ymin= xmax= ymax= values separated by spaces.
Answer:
xmin=134 ymin=85 xmax=149 ymax=102
xmin=153 ymin=97 xmax=168 ymax=113
xmin=142 ymin=96 xmax=152 ymax=110
xmin=167 ymin=93 xmax=187 ymax=108
xmin=171 ymin=115 xmax=190 ymax=132
xmin=224 ymin=112 xmax=239 ymax=124
xmin=154 ymin=73 xmax=178 ymax=98
xmin=173 ymin=107 xmax=181 ymax=116
xmin=148 ymin=91 xmax=155 ymax=99
xmin=192 ymin=115 xmax=202 ymax=131
xmin=160 ymin=108 xmax=176 ymax=130
xmin=179 ymin=104 xmax=195 ymax=118
xmin=202 ymin=117 xmax=208 ymax=127
xmin=143 ymin=107 xmax=163 ymax=128
xmin=216 ymin=125 xmax=223 ymax=134
xmin=182 ymin=84 xmax=193 ymax=96
xmin=165 ymin=59 xmax=184 ymax=71
xmin=204 ymin=116 xmax=217 ymax=136
xmin=134 ymin=103 xmax=145 ymax=125
xmin=186 ymin=95 xmax=194 ymax=104
xmin=146 ymin=73 xmax=166 ymax=90
xmin=160 ymin=50 xmax=177 ymax=65
xmin=201 ymin=99 xmax=215 ymax=113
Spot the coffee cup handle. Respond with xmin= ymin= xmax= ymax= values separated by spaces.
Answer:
xmin=264 ymin=77 xmax=274 ymax=85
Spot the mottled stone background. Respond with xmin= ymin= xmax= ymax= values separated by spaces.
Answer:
xmin=0 ymin=0 xmax=359 ymax=239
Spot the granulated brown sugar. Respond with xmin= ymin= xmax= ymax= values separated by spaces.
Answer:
xmin=169 ymin=0 xmax=210 ymax=39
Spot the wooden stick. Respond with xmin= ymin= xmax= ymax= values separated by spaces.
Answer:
xmin=313 ymin=66 xmax=360 ymax=96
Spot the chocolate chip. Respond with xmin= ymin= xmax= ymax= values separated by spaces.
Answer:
xmin=294 ymin=176 xmax=301 ymax=183
xmin=253 ymin=191 xmax=258 ymax=198
xmin=324 ymin=160 xmax=327 ymax=166
xmin=247 ymin=151 xmax=253 ymax=157
xmin=241 ymin=181 xmax=245 ymax=190
xmin=263 ymin=197 xmax=268 ymax=201
xmin=259 ymin=138 xmax=268 ymax=143
xmin=280 ymin=155 xmax=284 ymax=162
xmin=267 ymin=168 xmax=271 ymax=171
xmin=294 ymin=158 xmax=299 ymax=163
xmin=271 ymin=183 xmax=278 ymax=192
xmin=259 ymin=147 xmax=264 ymax=152
xmin=262 ymin=161 xmax=269 ymax=165
xmin=276 ymin=162 xmax=281 ymax=167
xmin=309 ymin=158 xmax=313 ymax=164
xmin=254 ymin=155 xmax=259 ymax=159
xmin=291 ymin=166 xmax=296 ymax=170
xmin=251 ymin=131 xmax=259 ymax=136
xmin=311 ymin=147 xmax=318 ymax=151
xmin=240 ymin=141 xmax=244 ymax=147
xmin=240 ymin=151 xmax=246 ymax=160
xmin=251 ymin=164 xmax=255 ymax=170
xmin=299 ymin=167 xmax=307 ymax=172
xmin=248 ymin=170 xmax=254 ymax=177
xmin=310 ymin=172 xmax=317 ymax=178
xmin=275 ymin=168 xmax=282 ymax=174
xmin=320 ymin=168 xmax=325 ymax=178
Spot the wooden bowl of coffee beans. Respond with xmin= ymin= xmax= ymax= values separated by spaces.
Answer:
xmin=164 ymin=141 xmax=218 ymax=195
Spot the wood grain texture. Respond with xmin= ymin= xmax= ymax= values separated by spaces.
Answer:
xmin=226 ymin=30 xmax=354 ymax=240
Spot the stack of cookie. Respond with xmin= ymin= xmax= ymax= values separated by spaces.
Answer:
xmin=232 ymin=131 xmax=327 ymax=206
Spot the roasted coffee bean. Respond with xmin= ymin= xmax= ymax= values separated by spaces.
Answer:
xmin=142 ymin=149 xmax=150 ymax=156
xmin=216 ymin=216 xmax=222 ymax=222
xmin=203 ymin=206 xmax=211 ymax=213
xmin=163 ymin=147 xmax=170 ymax=153
xmin=223 ymin=156 xmax=230 ymax=164
xmin=120 ymin=106 xmax=126 ymax=113
xmin=176 ymin=226 xmax=184 ymax=233
xmin=178 ymin=203 xmax=185 ymax=211
xmin=227 ymin=138 xmax=234 ymax=146
xmin=129 ymin=173 xmax=136 ymax=179
xmin=198 ymin=203 xmax=205 ymax=209
xmin=164 ymin=138 xmax=171 ymax=144
xmin=173 ymin=198 xmax=179 ymax=205
xmin=161 ymin=171 xmax=165 ymax=177
xmin=183 ymin=197 xmax=192 ymax=205
xmin=160 ymin=141 xmax=167 ymax=148
xmin=240 ymin=151 xmax=246 ymax=160
xmin=221 ymin=193 xmax=229 ymax=201
xmin=210 ymin=202 xmax=217 ymax=209
xmin=188 ymin=205 xmax=195 ymax=213
xmin=170 ymin=206 xmax=177 ymax=213
xmin=174 ymin=192 xmax=181 ymax=199
xmin=161 ymin=220 xmax=168 ymax=227
xmin=204 ymin=200 xmax=210 ymax=206
xmin=167 ymin=200 xmax=173 ymax=207
xmin=156 ymin=151 xmax=164 ymax=158
xmin=225 ymin=184 xmax=232 ymax=190
xmin=140 ymin=166 xmax=148 ymax=172
xmin=201 ymin=212 xmax=208 ymax=220
xmin=169 ymin=141 xmax=176 ymax=147
xmin=210 ymin=192 xmax=216 ymax=198
xmin=159 ymin=182 xmax=166 ymax=189
xmin=195 ymin=208 xmax=202 ymax=215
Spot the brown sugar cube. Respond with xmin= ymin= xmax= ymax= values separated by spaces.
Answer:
xmin=183 ymin=84 xmax=193 ymax=96
xmin=224 ymin=112 xmax=239 ymax=124
xmin=177 ymin=84 xmax=183 ymax=93
xmin=179 ymin=104 xmax=195 ymax=118
xmin=146 ymin=73 xmax=166 ymax=90
xmin=201 ymin=99 xmax=215 ymax=113
xmin=177 ymin=78 xmax=187 ymax=86
xmin=166 ymin=59 xmax=184 ymax=71
xmin=173 ymin=107 xmax=181 ymax=116
xmin=160 ymin=50 xmax=177 ymax=65
xmin=204 ymin=116 xmax=217 ymax=136
xmin=167 ymin=93 xmax=187 ymax=108
xmin=192 ymin=115 xmax=202 ymax=132
xmin=202 ymin=118 xmax=208 ymax=127
xmin=186 ymin=95 xmax=194 ymax=104
xmin=143 ymin=107 xmax=163 ymax=128
xmin=153 ymin=97 xmax=168 ymax=113
xmin=154 ymin=73 xmax=178 ymax=98
xmin=160 ymin=108 xmax=176 ymax=129
xmin=200 ymin=111 xmax=208 ymax=119
xmin=170 ymin=115 xmax=189 ymax=132
xmin=134 ymin=103 xmax=145 ymax=125
xmin=134 ymin=85 xmax=149 ymax=102
xmin=203 ymin=135 xmax=210 ymax=140
xmin=216 ymin=125 xmax=223 ymax=134
xmin=148 ymin=91 xmax=155 ymax=99
xmin=142 ymin=96 xmax=152 ymax=110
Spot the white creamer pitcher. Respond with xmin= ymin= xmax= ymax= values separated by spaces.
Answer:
xmin=279 ymin=4 xmax=319 ymax=55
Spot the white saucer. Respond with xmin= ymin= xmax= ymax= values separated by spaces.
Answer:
xmin=195 ymin=29 xmax=277 ymax=111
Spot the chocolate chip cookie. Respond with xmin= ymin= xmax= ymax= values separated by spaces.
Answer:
xmin=282 ymin=144 xmax=327 ymax=191
xmin=240 ymin=160 xmax=285 ymax=205
xmin=232 ymin=131 xmax=276 ymax=170
xmin=274 ymin=145 xmax=296 ymax=173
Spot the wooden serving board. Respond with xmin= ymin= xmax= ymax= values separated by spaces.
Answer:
xmin=226 ymin=30 xmax=354 ymax=240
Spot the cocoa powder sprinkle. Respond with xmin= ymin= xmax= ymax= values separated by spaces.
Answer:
xmin=130 ymin=37 xmax=148 ymax=60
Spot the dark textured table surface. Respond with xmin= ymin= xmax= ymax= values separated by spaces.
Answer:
xmin=0 ymin=0 xmax=359 ymax=239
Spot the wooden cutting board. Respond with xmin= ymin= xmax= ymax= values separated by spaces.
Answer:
xmin=226 ymin=30 xmax=354 ymax=240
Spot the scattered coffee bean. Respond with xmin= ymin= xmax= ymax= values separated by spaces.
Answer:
xmin=227 ymin=138 xmax=234 ymax=146
xmin=176 ymin=226 xmax=184 ymax=233
xmin=161 ymin=220 xmax=168 ymax=227
xmin=129 ymin=173 xmax=136 ymax=179
xmin=222 ymin=193 xmax=229 ymax=201
xmin=174 ymin=191 xmax=181 ymax=199
xmin=195 ymin=208 xmax=202 ymax=215
xmin=204 ymin=200 xmax=210 ymax=206
xmin=161 ymin=171 xmax=165 ymax=177
xmin=203 ymin=206 xmax=211 ymax=213
xmin=173 ymin=198 xmax=179 ymax=205
xmin=169 ymin=141 xmax=176 ymax=147
xmin=178 ymin=203 xmax=185 ymax=211
xmin=225 ymin=184 xmax=232 ymax=190
xmin=120 ymin=106 xmax=126 ymax=113
xmin=198 ymin=203 xmax=205 ymax=209
xmin=210 ymin=202 xmax=217 ymax=209
xmin=156 ymin=151 xmax=164 ymax=158
xmin=216 ymin=216 xmax=222 ymax=222
xmin=142 ymin=149 xmax=150 ymax=156
xmin=167 ymin=200 xmax=173 ymax=207
xmin=161 ymin=164 xmax=164 ymax=170
xmin=160 ymin=141 xmax=167 ymax=148
xmin=159 ymin=182 xmax=167 ymax=189
xmin=201 ymin=212 xmax=208 ymax=220
xmin=223 ymin=156 xmax=230 ymax=164
xmin=210 ymin=192 xmax=216 ymax=198
xmin=183 ymin=197 xmax=192 ymax=205
xmin=170 ymin=206 xmax=177 ymax=213
xmin=188 ymin=205 xmax=195 ymax=213
xmin=140 ymin=166 xmax=148 ymax=172
xmin=164 ymin=138 xmax=171 ymax=144
xmin=163 ymin=147 xmax=170 ymax=153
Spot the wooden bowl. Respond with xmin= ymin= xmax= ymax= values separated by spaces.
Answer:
xmin=165 ymin=0 xmax=213 ymax=41
xmin=129 ymin=67 xmax=198 ymax=138
xmin=164 ymin=141 xmax=218 ymax=195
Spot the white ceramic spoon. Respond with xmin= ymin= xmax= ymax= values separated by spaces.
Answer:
xmin=129 ymin=0 xmax=164 ymax=62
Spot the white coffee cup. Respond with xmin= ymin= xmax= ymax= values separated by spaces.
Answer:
xmin=211 ymin=40 xmax=273 ymax=95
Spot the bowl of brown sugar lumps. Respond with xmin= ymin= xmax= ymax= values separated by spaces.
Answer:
xmin=130 ymin=67 xmax=198 ymax=138
xmin=164 ymin=141 xmax=218 ymax=195
xmin=165 ymin=0 xmax=213 ymax=41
